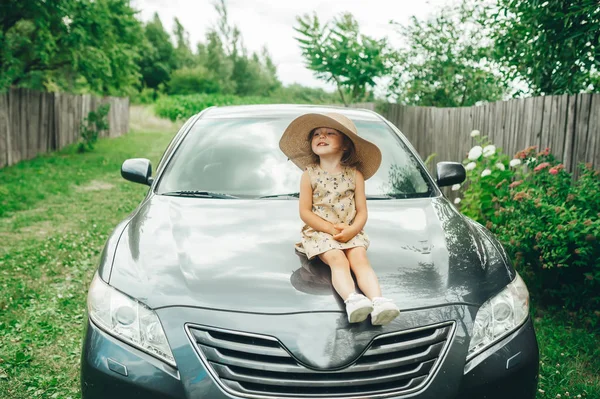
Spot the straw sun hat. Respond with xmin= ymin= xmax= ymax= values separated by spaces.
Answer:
xmin=279 ymin=112 xmax=382 ymax=180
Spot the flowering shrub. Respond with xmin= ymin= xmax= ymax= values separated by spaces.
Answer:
xmin=456 ymin=132 xmax=600 ymax=312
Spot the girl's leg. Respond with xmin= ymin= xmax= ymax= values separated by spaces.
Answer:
xmin=318 ymin=249 xmax=355 ymax=299
xmin=320 ymin=249 xmax=373 ymax=323
xmin=345 ymin=247 xmax=400 ymax=325
xmin=344 ymin=247 xmax=382 ymax=299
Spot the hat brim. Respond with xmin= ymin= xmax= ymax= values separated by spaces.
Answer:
xmin=279 ymin=113 xmax=382 ymax=180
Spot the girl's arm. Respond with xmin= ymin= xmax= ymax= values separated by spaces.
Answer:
xmin=299 ymin=171 xmax=338 ymax=236
xmin=351 ymin=170 xmax=368 ymax=233
xmin=333 ymin=170 xmax=367 ymax=242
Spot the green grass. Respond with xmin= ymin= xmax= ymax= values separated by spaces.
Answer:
xmin=533 ymin=308 xmax=600 ymax=398
xmin=0 ymin=110 xmax=177 ymax=399
xmin=0 ymin=108 xmax=598 ymax=398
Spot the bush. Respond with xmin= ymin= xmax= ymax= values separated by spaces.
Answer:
xmin=130 ymin=87 xmax=159 ymax=105
xmin=456 ymin=132 xmax=600 ymax=312
xmin=168 ymin=66 xmax=221 ymax=95
xmin=153 ymin=93 xmax=279 ymax=121
xmin=153 ymin=88 xmax=346 ymax=122
xmin=271 ymin=84 xmax=341 ymax=104
xmin=78 ymin=104 xmax=110 ymax=153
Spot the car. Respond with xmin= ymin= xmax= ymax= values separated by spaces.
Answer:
xmin=80 ymin=104 xmax=539 ymax=399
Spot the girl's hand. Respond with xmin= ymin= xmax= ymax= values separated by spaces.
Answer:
xmin=328 ymin=224 xmax=340 ymax=236
xmin=333 ymin=223 xmax=349 ymax=231
xmin=328 ymin=223 xmax=347 ymax=237
xmin=333 ymin=226 xmax=358 ymax=243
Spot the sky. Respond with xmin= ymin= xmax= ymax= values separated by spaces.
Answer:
xmin=131 ymin=0 xmax=453 ymax=94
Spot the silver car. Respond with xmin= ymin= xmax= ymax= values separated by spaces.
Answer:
xmin=80 ymin=104 xmax=539 ymax=399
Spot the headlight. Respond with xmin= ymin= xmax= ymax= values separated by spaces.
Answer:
xmin=467 ymin=273 xmax=529 ymax=360
xmin=87 ymin=273 xmax=176 ymax=367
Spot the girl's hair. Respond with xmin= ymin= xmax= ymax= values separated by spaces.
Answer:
xmin=307 ymin=128 xmax=359 ymax=167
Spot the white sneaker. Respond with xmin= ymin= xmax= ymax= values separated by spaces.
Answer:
xmin=371 ymin=297 xmax=400 ymax=326
xmin=344 ymin=293 xmax=374 ymax=323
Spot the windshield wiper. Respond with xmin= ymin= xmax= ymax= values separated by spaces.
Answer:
xmin=386 ymin=191 xmax=433 ymax=199
xmin=259 ymin=192 xmax=300 ymax=199
xmin=258 ymin=193 xmax=424 ymax=200
xmin=160 ymin=190 xmax=239 ymax=199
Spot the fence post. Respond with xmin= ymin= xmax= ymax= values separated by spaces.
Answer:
xmin=0 ymin=92 xmax=11 ymax=167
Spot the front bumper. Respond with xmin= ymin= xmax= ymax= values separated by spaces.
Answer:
xmin=80 ymin=309 xmax=538 ymax=399
xmin=80 ymin=319 xmax=185 ymax=399
xmin=459 ymin=318 xmax=539 ymax=398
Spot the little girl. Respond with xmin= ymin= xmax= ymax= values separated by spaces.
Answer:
xmin=279 ymin=112 xmax=400 ymax=326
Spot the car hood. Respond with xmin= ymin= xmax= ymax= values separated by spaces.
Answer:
xmin=108 ymin=195 xmax=514 ymax=312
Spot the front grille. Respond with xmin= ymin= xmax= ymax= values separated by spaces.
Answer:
xmin=187 ymin=322 xmax=454 ymax=398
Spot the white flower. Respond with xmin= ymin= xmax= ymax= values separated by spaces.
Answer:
xmin=468 ymin=146 xmax=483 ymax=160
xmin=481 ymin=169 xmax=491 ymax=177
xmin=483 ymin=145 xmax=496 ymax=157
xmin=526 ymin=157 xmax=537 ymax=165
xmin=509 ymin=159 xmax=522 ymax=167
xmin=451 ymin=184 xmax=461 ymax=191
xmin=470 ymin=129 xmax=480 ymax=137
xmin=454 ymin=197 xmax=461 ymax=204
xmin=465 ymin=162 xmax=476 ymax=171
xmin=495 ymin=162 xmax=505 ymax=171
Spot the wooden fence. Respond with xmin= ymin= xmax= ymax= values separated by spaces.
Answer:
xmin=0 ymin=88 xmax=129 ymax=168
xmin=354 ymin=94 xmax=600 ymax=174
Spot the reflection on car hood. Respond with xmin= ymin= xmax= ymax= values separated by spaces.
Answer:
xmin=108 ymin=195 xmax=514 ymax=312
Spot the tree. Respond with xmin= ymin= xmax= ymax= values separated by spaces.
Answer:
xmin=0 ymin=0 xmax=143 ymax=95
xmin=138 ymin=13 xmax=176 ymax=92
xmin=210 ymin=0 xmax=280 ymax=97
xmin=69 ymin=0 xmax=143 ymax=95
xmin=294 ymin=12 xmax=392 ymax=105
xmin=212 ymin=0 xmax=240 ymax=58
xmin=172 ymin=17 xmax=196 ymax=69
xmin=487 ymin=0 xmax=600 ymax=95
xmin=389 ymin=0 xmax=508 ymax=107
xmin=203 ymin=29 xmax=236 ymax=94
xmin=0 ymin=0 xmax=69 ymax=91
xmin=261 ymin=46 xmax=280 ymax=93
xmin=231 ymin=49 xmax=280 ymax=96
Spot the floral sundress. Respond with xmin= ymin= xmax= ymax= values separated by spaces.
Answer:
xmin=295 ymin=164 xmax=370 ymax=260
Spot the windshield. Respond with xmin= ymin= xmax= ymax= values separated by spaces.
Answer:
xmin=155 ymin=116 xmax=435 ymax=199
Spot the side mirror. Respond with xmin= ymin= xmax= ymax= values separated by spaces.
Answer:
xmin=121 ymin=158 xmax=153 ymax=186
xmin=436 ymin=162 xmax=466 ymax=187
